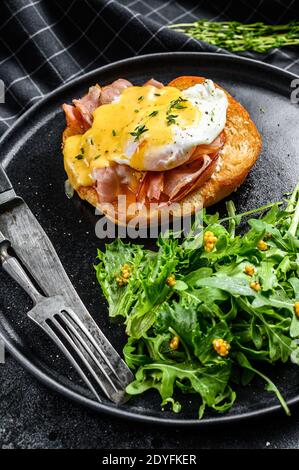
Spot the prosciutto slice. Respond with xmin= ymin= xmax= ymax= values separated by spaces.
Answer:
xmin=63 ymin=85 xmax=101 ymax=138
xmin=62 ymin=79 xmax=132 ymax=138
xmin=162 ymin=155 xmax=216 ymax=201
xmin=136 ymin=135 xmax=225 ymax=203
xmin=137 ymin=172 xmax=164 ymax=203
xmin=92 ymin=154 xmax=217 ymax=206
xmin=99 ymin=78 xmax=133 ymax=105
xmin=188 ymin=133 xmax=225 ymax=161
xmin=90 ymin=138 xmax=224 ymax=206
xmin=62 ymin=78 xmax=161 ymax=138
xmin=92 ymin=167 xmax=120 ymax=203
xmin=62 ymin=104 xmax=88 ymax=138
xmin=72 ymin=85 xmax=101 ymax=128
xmin=93 ymin=165 xmax=141 ymax=204
xmin=143 ymin=78 xmax=164 ymax=88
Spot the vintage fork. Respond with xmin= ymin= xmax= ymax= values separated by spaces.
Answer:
xmin=0 ymin=234 xmax=134 ymax=405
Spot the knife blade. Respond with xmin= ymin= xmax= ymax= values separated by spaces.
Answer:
xmin=0 ymin=164 xmax=133 ymax=391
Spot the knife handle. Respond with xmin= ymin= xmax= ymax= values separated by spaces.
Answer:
xmin=0 ymin=165 xmax=16 ymax=206
xmin=0 ymin=239 xmax=43 ymax=305
xmin=0 ymin=165 xmax=12 ymax=193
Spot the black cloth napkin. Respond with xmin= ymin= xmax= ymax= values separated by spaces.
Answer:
xmin=0 ymin=0 xmax=298 ymax=136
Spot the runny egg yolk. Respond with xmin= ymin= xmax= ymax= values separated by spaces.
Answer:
xmin=63 ymin=85 xmax=201 ymax=188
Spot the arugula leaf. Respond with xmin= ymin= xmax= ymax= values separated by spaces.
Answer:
xmin=155 ymin=301 xmax=198 ymax=349
xmin=123 ymin=337 xmax=151 ymax=369
xmin=238 ymin=298 xmax=297 ymax=363
xmin=236 ymin=353 xmax=290 ymax=416
xmin=126 ymin=360 xmax=234 ymax=418
xmin=289 ymin=277 xmax=299 ymax=297
xmin=196 ymin=275 xmax=256 ymax=297
xmin=184 ymin=267 xmax=213 ymax=286
xmin=258 ymin=261 xmax=278 ymax=292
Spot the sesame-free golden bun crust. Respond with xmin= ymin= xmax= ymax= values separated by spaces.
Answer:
xmin=66 ymin=76 xmax=262 ymax=225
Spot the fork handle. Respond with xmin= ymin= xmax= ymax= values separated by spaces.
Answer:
xmin=0 ymin=240 xmax=43 ymax=305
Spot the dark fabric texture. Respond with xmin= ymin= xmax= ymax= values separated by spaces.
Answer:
xmin=0 ymin=0 xmax=298 ymax=136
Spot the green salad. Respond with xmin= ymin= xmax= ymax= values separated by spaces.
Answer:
xmin=95 ymin=183 xmax=299 ymax=418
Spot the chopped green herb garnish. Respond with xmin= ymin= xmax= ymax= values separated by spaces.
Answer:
xmin=129 ymin=124 xmax=148 ymax=141
xmin=134 ymin=109 xmax=140 ymax=113
xmin=165 ymin=97 xmax=188 ymax=125
xmin=154 ymin=93 xmax=161 ymax=96
xmin=148 ymin=110 xmax=159 ymax=117
xmin=112 ymin=129 xmax=117 ymax=136
xmin=166 ymin=113 xmax=178 ymax=126
xmin=75 ymin=155 xmax=84 ymax=160
xmin=94 ymin=155 xmax=101 ymax=160
xmin=80 ymin=147 xmax=85 ymax=154
xmin=87 ymin=137 xmax=94 ymax=145
xmin=168 ymin=96 xmax=188 ymax=112
xmin=138 ymin=96 xmax=144 ymax=102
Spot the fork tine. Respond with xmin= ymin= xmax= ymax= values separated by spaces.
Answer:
xmin=61 ymin=308 xmax=127 ymax=384
xmin=50 ymin=316 xmax=113 ymax=399
xmin=40 ymin=321 xmax=103 ymax=403
xmin=50 ymin=316 xmax=125 ymax=403
xmin=54 ymin=312 xmax=121 ymax=393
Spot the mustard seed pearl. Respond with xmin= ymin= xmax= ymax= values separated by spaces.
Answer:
xmin=212 ymin=338 xmax=231 ymax=357
xmin=257 ymin=239 xmax=268 ymax=251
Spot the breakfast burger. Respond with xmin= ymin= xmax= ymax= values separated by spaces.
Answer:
xmin=62 ymin=76 xmax=262 ymax=224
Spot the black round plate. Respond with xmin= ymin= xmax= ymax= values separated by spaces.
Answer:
xmin=0 ymin=53 xmax=299 ymax=426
